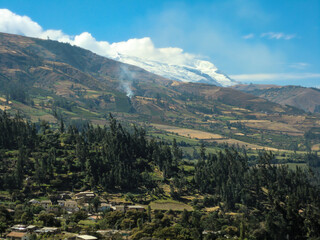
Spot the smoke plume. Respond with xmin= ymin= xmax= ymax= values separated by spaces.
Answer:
xmin=119 ymin=65 xmax=135 ymax=98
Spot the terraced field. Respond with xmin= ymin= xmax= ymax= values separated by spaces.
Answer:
xmin=152 ymin=123 xmax=282 ymax=151
xmin=152 ymin=124 xmax=224 ymax=140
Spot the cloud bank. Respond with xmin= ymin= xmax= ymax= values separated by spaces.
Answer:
xmin=230 ymin=73 xmax=320 ymax=82
xmin=0 ymin=9 xmax=197 ymax=66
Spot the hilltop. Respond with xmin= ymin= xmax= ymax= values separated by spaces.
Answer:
xmin=233 ymin=84 xmax=320 ymax=113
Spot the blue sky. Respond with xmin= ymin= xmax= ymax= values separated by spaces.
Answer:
xmin=0 ymin=0 xmax=319 ymax=87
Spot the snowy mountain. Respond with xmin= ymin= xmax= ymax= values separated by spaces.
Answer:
xmin=113 ymin=54 xmax=237 ymax=87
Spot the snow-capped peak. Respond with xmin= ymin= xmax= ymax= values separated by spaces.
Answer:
xmin=112 ymin=54 xmax=237 ymax=87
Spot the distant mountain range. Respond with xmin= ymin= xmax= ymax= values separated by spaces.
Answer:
xmin=233 ymin=84 xmax=320 ymax=113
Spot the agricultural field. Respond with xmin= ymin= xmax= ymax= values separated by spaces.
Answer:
xmin=150 ymin=200 xmax=193 ymax=211
xmin=152 ymin=123 xmax=282 ymax=151
xmin=229 ymin=119 xmax=303 ymax=136
xmin=152 ymin=124 xmax=224 ymax=140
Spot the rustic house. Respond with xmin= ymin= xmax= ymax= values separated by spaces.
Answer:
xmin=11 ymin=225 xmax=26 ymax=232
xmin=40 ymin=200 xmax=52 ymax=210
xmin=76 ymin=235 xmax=98 ymax=240
xmin=57 ymin=200 xmax=65 ymax=207
xmin=127 ymin=205 xmax=145 ymax=212
xmin=6 ymin=231 xmax=29 ymax=240
xmin=65 ymin=200 xmax=79 ymax=212
xmin=74 ymin=191 xmax=95 ymax=201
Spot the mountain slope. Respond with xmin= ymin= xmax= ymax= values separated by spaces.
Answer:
xmin=234 ymin=84 xmax=320 ymax=113
xmin=0 ymin=32 xmax=317 ymax=151
xmin=0 ymin=32 xmax=293 ymax=114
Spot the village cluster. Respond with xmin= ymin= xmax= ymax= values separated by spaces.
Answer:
xmin=4 ymin=191 xmax=145 ymax=240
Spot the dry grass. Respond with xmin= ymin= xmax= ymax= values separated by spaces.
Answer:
xmin=312 ymin=144 xmax=320 ymax=151
xmin=205 ymin=206 xmax=220 ymax=212
xmin=0 ymin=104 xmax=11 ymax=111
xmin=153 ymin=123 xmax=285 ymax=151
xmin=231 ymin=107 xmax=250 ymax=111
xmin=54 ymin=80 xmax=89 ymax=97
xmin=213 ymin=139 xmax=280 ymax=151
xmin=136 ymin=96 xmax=156 ymax=101
xmin=104 ymin=194 xmax=130 ymax=205
xmin=180 ymin=195 xmax=204 ymax=201
xmin=152 ymin=124 xmax=224 ymax=140
xmin=91 ymin=119 xmax=108 ymax=126
xmin=245 ymin=121 xmax=303 ymax=135
xmin=235 ymin=133 xmax=245 ymax=136
xmin=225 ymin=212 xmax=241 ymax=216
xmin=229 ymin=120 xmax=270 ymax=123
xmin=278 ymin=115 xmax=306 ymax=125
xmin=0 ymin=97 xmax=12 ymax=110
xmin=229 ymin=119 xmax=303 ymax=136
xmin=171 ymin=81 xmax=183 ymax=87
xmin=0 ymin=97 xmax=12 ymax=111
xmin=150 ymin=200 xmax=193 ymax=211
xmin=30 ymin=114 xmax=57 ymax=123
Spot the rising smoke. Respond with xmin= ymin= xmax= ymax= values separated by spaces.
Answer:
xmin=122 ymin=81 xmax=133 ymax=98
xmin=119 ymin=65 xmax=135 ymax=98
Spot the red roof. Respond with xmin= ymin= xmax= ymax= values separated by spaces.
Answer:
xmin=7 ymin=231 xmax=27 ymax=238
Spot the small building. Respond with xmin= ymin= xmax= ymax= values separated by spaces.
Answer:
xmin=35 ymin=227 xmax=59 ymax=234
xmin=65 ymin=200 xmax=79 ymax=212
xmin=28 ymin=199 xmax=40 ymax=205
xmin=40 ymin=200 xmax=52 ymax=210
xmin=6 ymin=231 xmax=29 ymax=240
xmin=81 ymin=203 xmax=90 ymax=211
xmin=57 ymin=200 xmax=66 ymax=207
xmin=87 ymin=215 xmax=102 ymax=221
xmin=98 ymin=203 xmax=112 ymax=212
xmin=7 ymin=208 xmax=15 ymax=214
xmin=26 ymin=225 xmax=37 ymax=232
xmin=111 ymin=205 xmax=126 ymax=212
xmin=75 ymin=191 xmax=95 ymax=201
xmin=76 ymin=235 xmax=98 ymax=240
xmin=59 ymin=192 xmax=72 ymax=200
xmin=127 ymin=205 xmax=145 ymax=212
xmin=110 ymin=201 xmax=131 ymax=206
xmin=96 ymin=230 xmax=130 ymax=239
xmin=11 ymin=225 xmax=27 ymax=232
xmin=61 ymin=232 xmax=77 ymax=240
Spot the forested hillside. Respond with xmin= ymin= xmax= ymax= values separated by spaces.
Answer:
xmin=1 ymin=111 xmax=320 ymax=239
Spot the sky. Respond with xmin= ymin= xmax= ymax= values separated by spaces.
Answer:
xmin=0 ymin=0 xmax=319 ymax=87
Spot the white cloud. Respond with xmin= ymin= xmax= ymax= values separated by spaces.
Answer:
xmin=261 ymin=32 xmax=296 ymax=40
xmin=0 ymin=8 xmax=197 ymax=67
xmin=72 ymin=32 xmax=118 ymax=58
xmin=111 ymin=38 xmax=196 ymax=65
xmin=242 ymin=33 xmax=254 ymax=39
xmin=230 ymin=73 xmax=320 ymax=82
xmin=289 ymin=62 xmax=309 ymax=70
xmin=0 ymin=9 xmax=42 ymax=36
